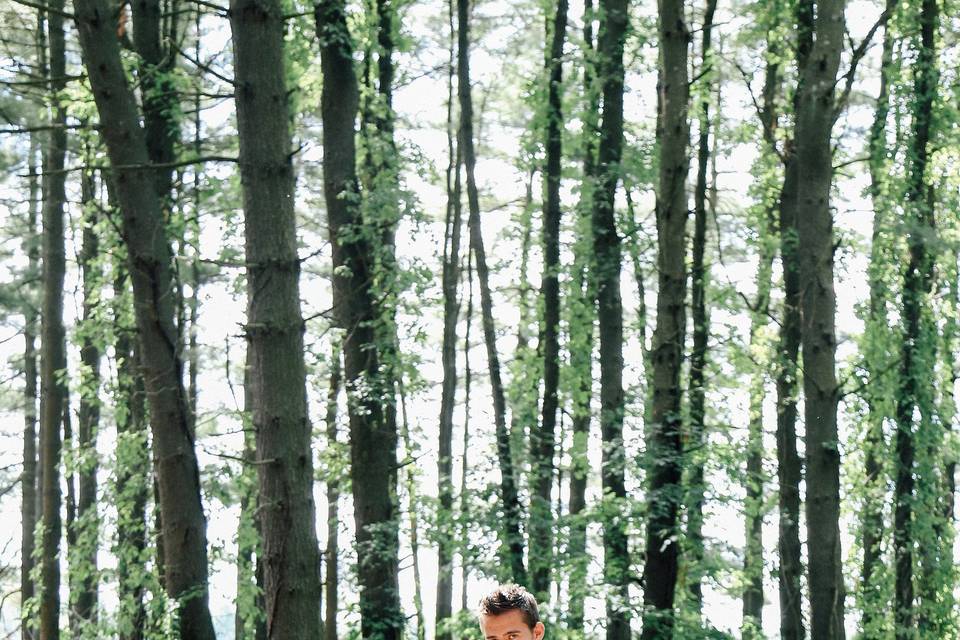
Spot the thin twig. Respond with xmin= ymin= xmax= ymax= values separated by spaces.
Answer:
xmin=833 ymin=2 xmax=897 ymax=121
xmin=18 ymin=154 xmax=237 ymax=178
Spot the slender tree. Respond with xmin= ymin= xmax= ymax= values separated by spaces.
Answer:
xmin=893 ymin=0 xmax=940 ymax=636
xmin=741 ymin=40 xmax=781 ymax=634
xmin=74 ymin=166 xmax=101 ymax=630
xmin=38 ymin=2 xmax=68 ymax=634
xmin=318 ymin=1 xmax=405 ymax=637
xmin=113 ymin=268 xmax=150 ymax=640
xmin=459 ymin=247 xmax=474 ymax=613
xmin=791 ymin=0 xmax=847 ymax=635
xmin=436 ymin=0 xmax=463 ymax=625
xmin=21 ymin=133 xmax=40 ymax=640
xmin=685 ymin=0 xmax=718 ymax=614
xmin=324 ymin=344 xmax=341 ymax=640
xmin=859 ymin=3 xmax=897 ymax=635
xmin=566 ymin=2 xmax=598 ymax=628
xmin=641 ymin=0 xmax=690 ymax=634
xmin=72 ymin=0 xmax=217 ymax=633
xmin=590 ymin=0 xmax=630 ymax=636
xmin=236 ymin=351 xmax=266 ymax=640
xmin=775 ymin=0 xmax=813 ymax=634
xmin=530 ymin=0 xmax=568 ymax=603
xmin=400 ymin=389 xmax=427 ymax=640
xmin=457 ymin=0 xmax=527 ymax=585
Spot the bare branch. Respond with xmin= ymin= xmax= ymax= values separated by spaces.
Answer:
xmin=9 ymin=0 xmax=74 ymax=18
xmin=833 ymin=1 xmax=898 ymax=121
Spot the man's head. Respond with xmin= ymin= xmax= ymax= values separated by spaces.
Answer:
xmin=478 ymin=585 xmax=545 ymax=640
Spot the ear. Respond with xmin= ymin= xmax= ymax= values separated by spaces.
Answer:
xmin=533 ymin=622 xmax=545 ymax=640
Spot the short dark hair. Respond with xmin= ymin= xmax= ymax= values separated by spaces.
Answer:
xmin=478 ymin=584 xmax=540 ymax=629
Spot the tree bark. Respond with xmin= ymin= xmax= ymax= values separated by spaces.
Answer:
xmin=641 ymin=0 xmax=690 ymax=635
xmin=894 ymin=0 xmax=938 ymax=636
xmin=742 ymin=48 xmax=779 ymax=631
xmin=74 ymin=166 xmax=101 ymax=629
xmin=131 ymin=0 xmax=178 ymax=206
xmin=859 ymin=3 xmax=896 ymax=634
xmin=64 ymin=397 xmax=76 ymax=634
xmin=741 ymin=25 xmax=783 ymax=634
xmin=324 ymin=345 xmax=341 ymax=640
xmin=685 ymin=0 xmax=717 ymax=614
xmin=591 ymin=0 xmax=629 ymax=638
xmin=21 ymin=132 xmax=40 ymax=640
xmin=113 ymin=270 xmax=149 ymax=640
xmin=457 ymin=0 xmax=527 ymax=585
xmin=236 ymin=351 xmax=266 ymax=640
xmin=317 ymin=3 xmax=405 ymax=638
xmin=792 ymin=0 xmax=847 ymax=636
xmin=399 ymin=388 xmax=426 ymax=640
xmin=39 ymin=2 xmax=68 ymax=635
xmin=230 ymin=0 xmax=323 ymax=635
xmin=775 ymin=1 xmax=812 ymax=635
xmin=72 ymin=0 xmax=217 ymax=635
xmin=530 ymin=0 xmax=568 ymax=603
xmin=567 ymin=4 xmax=597 ymax=628
xmin=436 ymin=1 xmax=462 ymax=627
xmin=459 ymin=246 xmax=474 ymax=613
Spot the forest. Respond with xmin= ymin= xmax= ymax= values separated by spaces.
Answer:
xmin=0 ymin=0 xmax=958 ymax=636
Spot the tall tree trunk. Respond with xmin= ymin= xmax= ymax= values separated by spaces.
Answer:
xmin=743 ymin=211 xmax=776 ymax=640
xmin=740 ymin=24 xmax=783 ymax=634
xmin=943 ymin=254 xmax=959 ymax=526
xmin=566 ymin=3 xmax=597 ymax=629
xmin=792 ymin=0 xmax=847 ymax=636
xmin=39 ymin=2 xmax=68 ymax=634
xmin=21 ymin=133 xmax=40 ymax=640
xmin=894 ymin=0 xmax=939 ymax=636
xmin=74 ymin=167 xmax=101 ymax=629
xmin=775 ymin=1 xmax=813 ymax=635
xmin=511 ymin=181 xmax=538 ymax=500
xmin=72 ymin=1 xmax=217 ymax=635
xmin=113 ymin=271 xmax=149 ymax=640
xmin=685 ymin=0 xmax=717 ymax=615
xmin=230 ymin=0 xmax=323 ymax=635
xmin=530 ymin=0 xmax=568 ymax=603
xmin=236 ymin=350 xmax=266 ymax=640
xmin=591 ymin=0 xmax=629 ymax=637
xmin=318 ymin=4 xmax=404 ymax=638
xmin=459 ymin=248 xmax=474 ymax=613
xmin=187 ymin=6 xmax=203 ymax=432
xmin=324 ymin=345 xmax=341 ymax=640
xmin=742 ymin=47 xmax=780 ymax=634
xmin=131 ymin=0 xmax=178 ymax=206
xmin=776 ymin=177 xmax=805 ymax=640
xmin=64 ymin=398 xmax=77 ymax=633
xmin=641 ymin=0 xmax=689 ymax=635
xmin=566 ymin=248 xmax=593 ymax=636
xmin=399 ymin=387 xmax=426 ymax=640
xmin=436 ymin=2 xmax=462 ymax=627
xmin=859 ymin=3 xmax=896 ymax=634
xmin=457 ymin=0 xmax=527 ymax=585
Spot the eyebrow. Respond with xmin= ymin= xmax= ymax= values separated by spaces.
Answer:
xmin=487 ymin=630 xmax=525 ymax=638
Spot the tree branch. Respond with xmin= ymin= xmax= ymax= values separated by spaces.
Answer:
xmin=9 ymin=0 xmax=74 ymax=18
xmin=19 ymin=154 xmax=238 ymax=178
xmin=833 ymin=1 xmax=898 ymax=121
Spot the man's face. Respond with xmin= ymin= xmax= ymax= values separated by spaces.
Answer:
xmin=479 ymin=610 xmax=545 ymax=640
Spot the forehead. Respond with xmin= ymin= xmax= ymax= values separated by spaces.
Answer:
xmin=480 ymin=609 xmax=529 ymax=635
